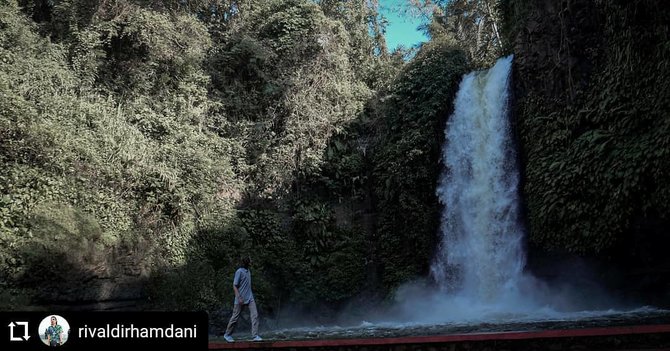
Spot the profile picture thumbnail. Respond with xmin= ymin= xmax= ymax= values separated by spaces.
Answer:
xmin=38 ymin=315 xmax=70 ymax=347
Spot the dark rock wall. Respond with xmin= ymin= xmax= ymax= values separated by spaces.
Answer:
xmin=507 ymin=0 xmax=670 ymax=305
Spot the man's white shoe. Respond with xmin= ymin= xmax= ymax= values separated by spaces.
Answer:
xmin=223 ymin=334 xmax=234 ymax=342
xmin=252 ymin=336 xmax=263 ymax=341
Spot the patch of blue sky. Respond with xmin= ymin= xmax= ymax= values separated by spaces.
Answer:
xmin=378 ymin=1 xmax=429 ymax=52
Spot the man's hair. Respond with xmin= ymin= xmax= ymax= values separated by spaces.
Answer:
xmin=241 ymin=256 xmax=251 ymax=268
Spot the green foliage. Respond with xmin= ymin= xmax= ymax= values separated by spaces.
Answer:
xmin=512 ymin=0 xmax=670 ymax=253
xmin=428 ymin=0 xmax=505 ymax=67
xmin=290 ymin=227 xmax=366 ymax=304
xmin=147 ymin=260 xmax=227 ymax=311
xmin=319 ymin=0 xmax=390 ymax=87
xmin=319 ymin=124 xmax=370 ymax=202
xmin=184 ymin=0 xmax=386 ymax=311
xmin=371 ymin=40 xmax=468 ymax=289
xmin=0 ymin=0 xmax=239 ymax=306
xmin=0 ymin=0 xmax=466 ymax=319
xmin=208 ymin=0 xmax=376 ymax=199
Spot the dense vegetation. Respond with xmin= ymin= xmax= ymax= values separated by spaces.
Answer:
xmin=2 ymin=0 xmax=669 ymax=324
xmin=508 ymin=0 xmax=670 ymax=259
xmin=0 ymin=0 xmax=468 ymax=320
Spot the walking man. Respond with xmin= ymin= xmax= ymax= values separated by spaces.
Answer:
xmin=223 ymin=256 xmax=262 ymax=342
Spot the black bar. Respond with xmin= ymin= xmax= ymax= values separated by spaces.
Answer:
xmin=0 ymin=311 xmax=208 ymax=350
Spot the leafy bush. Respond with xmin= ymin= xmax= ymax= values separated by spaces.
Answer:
xmin=371 ymin=40 xmax=468 ymax=289
xmin=511 ymin=0 xmax=670 ymax=253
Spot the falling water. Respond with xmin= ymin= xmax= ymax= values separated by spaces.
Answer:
xmin=431 ymin=55 xmax=525 ymax=302
xmin=256 ymin=56 xmax=666 ymax=338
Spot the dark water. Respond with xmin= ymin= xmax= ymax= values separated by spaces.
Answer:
xmin=211 ymin=308 xmax=670 ymax=342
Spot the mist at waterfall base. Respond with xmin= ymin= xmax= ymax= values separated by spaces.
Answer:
xmin=388 ymin=55 xmax=619 ymax=324
xmin=383 ymin=55 xmax=648 ymax=326
xmin=259 ymin=56 xmax=667 ymax=339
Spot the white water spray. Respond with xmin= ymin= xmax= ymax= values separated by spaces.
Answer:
xmin=405 ymin=55 xmax=638 ymax=322
xmin=431 ymin=55 xmax=525 ymax=303
xmin=270 ymin=56 xmax=662 ymax=334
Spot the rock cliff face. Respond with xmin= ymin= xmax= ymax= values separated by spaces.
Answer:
xmin=508 ymin=0 xmax=670 ymax=305
xmin=512 ymin=1 xmax=602 ymax=104
xmin=17 ymin=236 xmax=150 ymax=310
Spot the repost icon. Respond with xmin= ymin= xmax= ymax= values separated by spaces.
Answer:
xmin=8 ymin=321 xmax=30 ymax=342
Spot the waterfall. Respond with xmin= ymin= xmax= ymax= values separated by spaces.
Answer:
xmin=430 ymin=55 xmax=525 ymax=302
xmin=381 ymin=55 xmax=633 ymax=325
xmin=271 ymin=55 xmax=646 ymax=332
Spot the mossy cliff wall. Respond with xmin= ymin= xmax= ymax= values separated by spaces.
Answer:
xmin=507 ymin=0 xmax=670 ymax=303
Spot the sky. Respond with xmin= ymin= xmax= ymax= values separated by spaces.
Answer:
xmin=378 ymin=1 xmax=429 ymax=52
